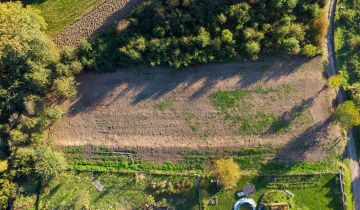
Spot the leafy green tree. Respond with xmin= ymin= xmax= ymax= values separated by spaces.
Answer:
xmin=245 ymin=41 xmax=261 ymax=60
xmin=228 ymin=3 xmax=250 ymax=30
xmin=333 ymin=101 xmax=360 ymax=129
xmin=119 ymin=36 xmax=147 ymax=61
xmin=195 ymin=27 xmax=211 ymax=48
xmin=281 ymin=37 xmax=300 ymax=54
xmin=212 ymin=158 xmax=240 ymax=189
xmin=221 ymin=29 xmax=234 ymax=44
xmin=0 ymin=179 xmax=16 ymax=209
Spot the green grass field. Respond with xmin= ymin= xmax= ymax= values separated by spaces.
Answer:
xmin=23 ymin=0 xmax=102 ymax=36
xmin=39 ymin=172 xmax=199 ymax=209
xmin=202 ymin=175 xmax=342 ymax=210
xmin=37 ymin=172 xmax=342 ymax=209
xmin=63 ymin=146 xmax=340 ymax=175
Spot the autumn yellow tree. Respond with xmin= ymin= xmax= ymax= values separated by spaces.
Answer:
xmin=212 ymin=158 xmax=240 ymax=189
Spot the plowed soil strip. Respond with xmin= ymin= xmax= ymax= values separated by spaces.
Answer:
xmin=54 ymin=0 xmax=142 ymax=47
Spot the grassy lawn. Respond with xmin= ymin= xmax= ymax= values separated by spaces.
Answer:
xmin=202 ymin=174 xmax=342 ymax=210
xmin=38 ymin=172 xmax=342 ymax=209
xmin=210 ymin=85 xmax=312 ymax=135
xmin=39 ymin=172 xmax=199 ymax=209
xmin=23 ymin=0 xmax=102 ymax=36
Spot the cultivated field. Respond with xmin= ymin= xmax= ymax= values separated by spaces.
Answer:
xmin=49 ymin=57 xmax=339 ymax=162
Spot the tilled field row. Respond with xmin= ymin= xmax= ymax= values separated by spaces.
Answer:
xmin=54 ymin=0 xmax=142 ymax=46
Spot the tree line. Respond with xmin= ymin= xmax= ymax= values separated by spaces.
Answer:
xmin=0 ymin=2 xmax=82 ymax=208
xmin=78 ymin=0 xmax=329 ymax=70
xmin=330 ymin=0 xmax=360 ymax=129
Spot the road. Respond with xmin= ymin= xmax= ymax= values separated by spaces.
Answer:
xmin=327 ymin=0 xmax=360 ymax=209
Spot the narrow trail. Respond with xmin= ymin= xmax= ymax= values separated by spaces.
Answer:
xmin=327 ymin=0 xmax=360 ymax=209
xmin=53 ymin=0 xmax=142 ymax=47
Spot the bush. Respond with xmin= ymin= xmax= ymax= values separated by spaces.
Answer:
xmin=333 ymin=101 xmax=360 ymax=129
xmin=328 ymin=73 xmax=348 ymax=89
xmin=310 ymin=9 xmax=328 ymax=47
xmin=212 ymin=158 xmax=240 ymax=189
xmin=33 ymin=147 xmax=65 ymax=184
xmin=53 ymin=76 xmax=77 ymax=98
xmin=302 ymin=44 xmax=319 ymax=57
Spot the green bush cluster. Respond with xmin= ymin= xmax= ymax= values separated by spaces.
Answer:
xmin=333 ymin=0 xmax=360 ymax=129
xmin=80 ymin=0 xmax=327 ymax=70
xmin=0 ymin=2 xmax=83 ymax=208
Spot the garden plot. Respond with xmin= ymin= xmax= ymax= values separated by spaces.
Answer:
xmin=49 ymin=57 xmax=339 ymax=162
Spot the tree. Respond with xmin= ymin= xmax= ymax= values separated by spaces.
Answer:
xmin=33 ymin=147 xmax=65 ymax=184
xmin=281 ymin=37 xmax=300 ymax=55
xmin=221 ymin=29 xmax=234 ymax=44
xmin=245 ymin=41 xmax=261 ymax=60
xmin=228 ymin=3 xmax=250 ymax=30
xmin=0 ymin=179 xmax=16 ymax=209
xmin=333 ymin=101 xmax=360 ymax=129
xmin=212 ymin=158 xmax=240 ymax=189
xmin=195 ymin=27 xmax=211 ymax=48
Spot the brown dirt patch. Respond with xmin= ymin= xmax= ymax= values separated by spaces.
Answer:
xmin=49 ymin=57 xmax=340 ymax=162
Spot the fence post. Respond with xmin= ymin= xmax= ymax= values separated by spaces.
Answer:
xmin=339 ymin=171 xmax=347 ymax=210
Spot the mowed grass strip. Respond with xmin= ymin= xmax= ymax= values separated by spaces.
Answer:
xmin=24 ymin=0 xmax=102 ymax=36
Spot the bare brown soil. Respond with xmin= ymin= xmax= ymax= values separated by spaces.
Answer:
xmin=54 ymin=0 xmax=142 ymax=46
xmin=49 ymin=57 xmax=340 ymax=162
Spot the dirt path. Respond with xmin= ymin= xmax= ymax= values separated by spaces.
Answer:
xmin=53 ymin=0 xmax=142 ymax=47
xmin=327 ymin=0 xmax=360 ymax=208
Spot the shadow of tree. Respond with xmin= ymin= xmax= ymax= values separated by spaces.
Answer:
xmin=324 ymin=176 xmax=343 ymax=209
xmin=272 ymin=117 xmax=333 ymax=163
xmin=68 ymin=57 xmax=309 ymax=116
xmin=265 ymin=85 xmax=327 ymax=135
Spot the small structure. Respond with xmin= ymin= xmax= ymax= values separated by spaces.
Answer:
xmin=261 ymin=202 xmax=289 ymax=210
xmin=242 ymin=184 xmax=256 ymax=196
xmin=234 ymin=198 xmax=256 ymax=210
xmin=92 ymin=180 xmax=104 ymax=191
xmin=237 ymin=191 xmax=246 ymax=198
xmin=209 ymin=196 xmax=219 ymax=205
xmin=260 ymin=190 xmax=294 ymax=210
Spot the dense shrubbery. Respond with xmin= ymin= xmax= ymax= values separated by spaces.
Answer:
xmin=80 ymin=0 xmax=328 ymax=70
xmin=332 ymin=0 xmax=360 ymax=129
xmin=0 ymin=2 xmax=82 ymax=207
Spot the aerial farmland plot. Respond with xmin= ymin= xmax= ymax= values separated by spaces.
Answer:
xmin=50 ymin=56 xmax=339 ymax=163
xmin=1 ymin=0 xmax=358 ymax=209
